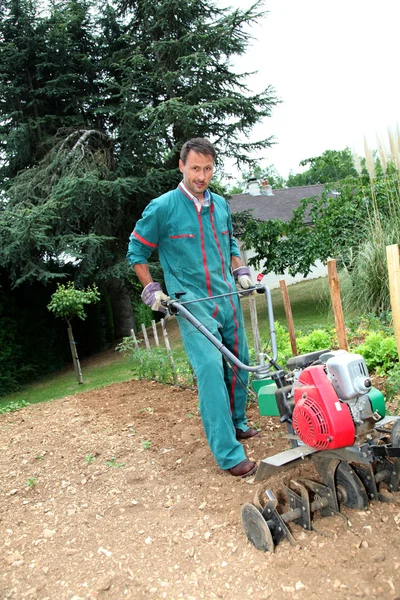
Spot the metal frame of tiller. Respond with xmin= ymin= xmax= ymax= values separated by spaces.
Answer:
xmin=165 ymin=285 xmax=278 ymax=377
xmin=164 ymin=285 xmax=400 ymax=552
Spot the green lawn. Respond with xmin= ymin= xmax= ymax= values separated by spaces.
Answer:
xmin=242 ymin=277 xmax=332 ymax=348
xmin=0 ymin=357 xmax=134 ymax=413
xmin=0 ymin=277 xmax=332 ymax=412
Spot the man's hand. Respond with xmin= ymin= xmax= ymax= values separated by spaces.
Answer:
xmin=141 ymin=282 xmax=170 ymax=312
xmin=232 ymin=266 xmax=254 ymax=291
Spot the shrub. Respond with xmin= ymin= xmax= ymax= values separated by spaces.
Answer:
xmin=385 ymin=363 xmax=400 ymax=404
xmin=273 ymin=321 xmax=292 ymax=360
xmin=356 ymin=331 xmax=398 ymax=375
xmin=296 ymin=329 xmax=333 ymax=354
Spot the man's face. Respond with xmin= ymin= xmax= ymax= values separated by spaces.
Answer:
xmin=179 ymin=150 xmax=214 ymax=200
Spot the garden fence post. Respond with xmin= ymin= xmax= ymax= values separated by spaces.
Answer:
xmin=141 ymin=323 xmax=151 ymax=351
xmin=327 ymin=259 xmax=348 ymax=351
xmin=130 ymin=328 xmax=139 ymax=350
xmin=151 ymin=320 xmax=159 ymax=347
xmin=130 ymin=327 xmax=143 ymax=374
xmin=386 ymin=244 xmax=400 ymax=357
xmin=161 ymin=318 xmax=177 ymax=382
xmin=279 ymin=280 xmax=298 ymax=356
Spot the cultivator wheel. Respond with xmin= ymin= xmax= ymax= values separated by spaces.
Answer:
xmin=241 ymin=487 xmax=297 ymax=553
xmin=240 ymin=503 xmax=275 ymax=552
xmin=335 ymin=461 xmax=369 ymax=509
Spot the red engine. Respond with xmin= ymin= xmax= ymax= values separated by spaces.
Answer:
xmin=292 ymin=365 xmax=355 ymax=450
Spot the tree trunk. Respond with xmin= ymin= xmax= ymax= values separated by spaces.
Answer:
xmin=107 ymin=278 xmax=136 ymax=339
xmin=67 ymin=324 xmax=83 ymax=384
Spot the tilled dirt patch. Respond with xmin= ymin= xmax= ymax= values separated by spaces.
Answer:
xmin=1 ymin=379 xmax=400 ymax=600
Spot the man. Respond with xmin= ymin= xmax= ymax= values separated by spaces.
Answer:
xmin=127 ymin=138 xmax=259 ymax=477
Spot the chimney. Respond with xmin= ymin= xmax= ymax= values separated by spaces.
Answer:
xmin=247 ymin=177 xmax=260 ymax=196
xmin=261 ymin=178 xmax=274 ymax=196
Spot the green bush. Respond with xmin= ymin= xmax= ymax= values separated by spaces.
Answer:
xmin=296 ymin=329 xmax=333 ymax=354
xmin=273 ymin=321 xmax=292 ymax=360
xmin=384 ymin=363 xmax=400 ymax=404
xmin=356 ymin=331 xmax=398 ymax=376
xmin=48 ymin=282 xmax=100 ymax=321
xmin=261 ymin=322 xmax=335 ymax=364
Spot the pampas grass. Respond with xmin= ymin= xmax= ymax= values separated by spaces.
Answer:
xmin=377 ymin=135 xmax=389 ymax=174
xmin=364 ymin=136 xmax=376 ymax=183
xmin=388 ymin=127 xmax=400 ymax=171
xmin=339 ymin=222 xmax=398 ymax=316
xmin=345 ymin=126 xmax=400 ymax=314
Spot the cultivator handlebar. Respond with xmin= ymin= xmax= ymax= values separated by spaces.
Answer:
xmin=162 ymin=285 xmax=279 ymax=375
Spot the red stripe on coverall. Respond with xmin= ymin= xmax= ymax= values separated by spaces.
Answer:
xmin=133 ymin=231 xmax=158 ymax=248
xmin=210 ymin=205 xmax=239 ymax=412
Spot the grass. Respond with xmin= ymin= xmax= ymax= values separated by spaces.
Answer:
xmin=0 ymin=277 xmax=332 ymax=412
xmin=0 ymin=358 xmax=134 ymax=412
xmin=242 ymin=277 xmax=332 ymax=348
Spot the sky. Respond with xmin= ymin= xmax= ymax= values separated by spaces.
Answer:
xmin=217 ymin=0 xmax=400 ymax=181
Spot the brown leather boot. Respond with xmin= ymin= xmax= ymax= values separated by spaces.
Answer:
xmin=235 ymin=428 xmax=260 ymax=440
xmin=228 ymin=459 xmax=257 ymax=477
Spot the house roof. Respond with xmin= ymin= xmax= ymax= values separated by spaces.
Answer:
xmin=229 ymin=184 xmax=325 ymax=223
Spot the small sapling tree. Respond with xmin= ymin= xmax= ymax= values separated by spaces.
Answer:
xmin=47 ymin=282 xmax=100 ymax=384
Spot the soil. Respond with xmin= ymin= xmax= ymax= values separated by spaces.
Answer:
xmin=2 ymin=374 xmax=400 ymax=600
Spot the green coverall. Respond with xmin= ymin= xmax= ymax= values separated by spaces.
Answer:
xmin=127 ymin=184 xmax=250 ymax=470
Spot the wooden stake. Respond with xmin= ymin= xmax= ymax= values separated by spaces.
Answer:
xmin=141 ymin=323 xmax=151 ymax=350
xmin=327 ymin=259 xmax=348 ymax=350
xmin=386 ymin=244 xmax=400 ymax=357
xmin=151 ymin=320 xmax=159 ymax=347
xmin=130 ymin=328 xmax=139 ymax=350
xmin=279 ymin=280 xmax=298 ymax=356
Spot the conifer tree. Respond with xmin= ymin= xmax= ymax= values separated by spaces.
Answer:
xmin=0 ymin=0 xmax=102 ymax=182
xmin=0 ymin=0 xmax=278 ymax=339
xmin=112 ymin=0 xmax=277 ymax=182
xmin=0 ymin=0 xmax=45 ymax=179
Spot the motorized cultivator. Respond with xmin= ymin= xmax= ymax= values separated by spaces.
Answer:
xmin=164 ymin=285 xmax=400 ymax=552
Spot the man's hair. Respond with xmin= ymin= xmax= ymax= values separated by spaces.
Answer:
xmin=180 ymin=138 xmax=216 ymax=164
